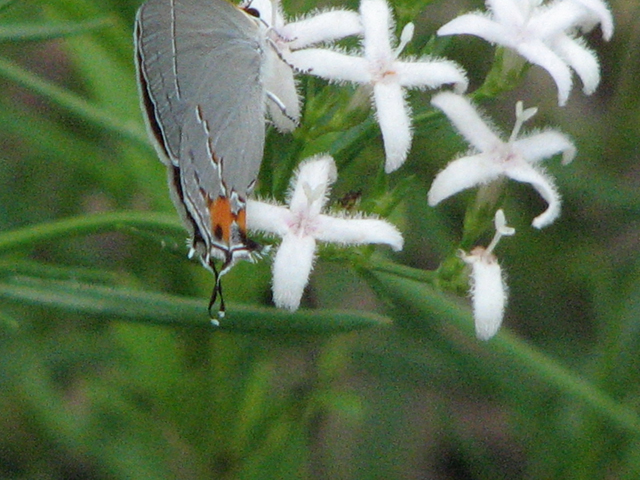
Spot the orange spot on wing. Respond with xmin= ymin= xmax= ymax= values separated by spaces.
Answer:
xmin=209 ymin=197 xmax=233 ymax=244
xmin=236 ymin=207 xmax=247 ymax=232
xmin=208 ymin=196 xmax=248 ymax=245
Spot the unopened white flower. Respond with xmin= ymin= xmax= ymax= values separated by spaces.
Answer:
xmin=462 ymin=209 xmax=515 ymax=340
xmin=285 ymin=0 xmax=468 ymax=173
xmin=437 ymin=0 xmax=614 ymax=106
xmin=243 ymin=0 xmax=362 ymax=131
xmin=247 ymin=155 xmax=403 ymax=311
xmin=428 ymin=92 xmax=576 ymax=228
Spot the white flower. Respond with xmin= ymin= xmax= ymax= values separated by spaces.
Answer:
xmin=462 ymin=209 xmax=515 ymax=340
xmin=428 ymin=92 xmax=576 ymax=228
xmin=243 ymin=0 xmax=363 ymax=131
xmin=437 ymin=0 xmax=614 ymax=106
xmin=247 ymin=155 xmax=403 ymax=311
xmin=285 ymin=0 xmax=468 ymax=173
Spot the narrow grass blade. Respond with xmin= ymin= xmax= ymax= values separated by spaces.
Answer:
xmin=0 ymin=211 xmax=181 ymax=254
xmin=0 ymin=56 xmax=149 ymax=148
xmin=0 ymin=17 xmax=111 ymax=42
xmin=0 ymin=275 xmax=392 ymax=333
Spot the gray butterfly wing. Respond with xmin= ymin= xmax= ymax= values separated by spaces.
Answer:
xmin=177 ymin=107 xmax=221 ymax=248
xmin=136 ymin=0 xmax=266 ymax=199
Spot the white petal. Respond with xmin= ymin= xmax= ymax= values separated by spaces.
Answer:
xmin=314 ymin=215 xmax=404 ymax=251
xmin=285 ymin=48 xmax=371 ymax=83
xmin=373 ymin=82 xmax=412 ymax=172
xmin=360 ymin=0 xmax=394 ymax=61
xmin=529 ymin=1 xmax=589 ymax=39
xmin=398 ymin=23 xmax=415 ymax=52
xmin=516 ymin=40 xmax=573 ymax=106
xmin=487 ymin=0 xmax=527 ymax=27
xmin=247 ymin=200 xmax=291 ymax=236
xmin=514 ymin=130 xmax=576 ymax=165
xmin=505 ymin=162 xmax=561 ymax=228
xmin=264 ymin=52 xmax=300 ymax=132
xmin=465 ymin=253 xmax=507 ymax=340
xmin=396 ymin=59 xmax=468 ymax=93
xmin=570 ymin=0 xmax=614 ymax=40
xmin=272 ymin=233 xmax=316 ymax=310
xmin=288 ymin=156 xmax=336 ymax=216
xmin=282 ymin=10 xmax=363 ymax=49
xmin=428 ymin=155 xmax=504 ymax=206
xmin=437 ymin=13 xmax=517 ymax=48
xmin=271 ymin=0 xmax=286 ymax=30
xmin=431 ymin=92 xmax=503 ymax=152
xmin=297 ymin=155 xmax=337 ymax=189
xmin=553 ymin=35 xmax=600 ymax=95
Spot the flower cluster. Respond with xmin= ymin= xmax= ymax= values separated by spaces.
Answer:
xmin=239 ymin=0 xmax=612 ymax=336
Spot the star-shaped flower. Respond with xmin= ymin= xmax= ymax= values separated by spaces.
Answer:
xmin=428 ymin=92 xmax=576 ymax=229
xmin=285 ymin=0 xmax=468 ymax=173
xmin=437 ymin=0 xmax=614 ymax=106
xmin=462 ymin=209 xmax=515 ymax=340
xmin=247 ymin=155 xmax=403 ymax=311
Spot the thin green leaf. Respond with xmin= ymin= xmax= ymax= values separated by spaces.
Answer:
xmin=0 ymin=56 xmax=149 ymax=148
xmin=0 ymin=275 xmax=209 ymax=327
xmin=0 ymin=211 xmax=181 ymax=254
xmin=221 ymin=305 xmax=392 ymax=334
xmin=369 ymin=259 xmax=437 ymax=285
xmin=365 ymin=266 xmax=640 ymax=436
xmin=0 ymin=275 xmax=392 ymax=333
xmin=412 ymin=108 xmax=440 ymax=125
xmin=43 ymin=0 xmax=135 ymax=67
xmin=57 ymin=11 xmax=140 ymax=118
xmin=327 ymin=117 xmax=377 ymax=158
xmin=0 ymin=259 xmax=138 ymax=286
xmin=0 ymin=17 xmax=112 ymax=42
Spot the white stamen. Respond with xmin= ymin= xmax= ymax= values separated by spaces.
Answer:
xmin=509 ymin=101 xmax=538 ymax=144
xmin=394 ymin=22 xmax=414 ymax=57
xmin=486 ymin=209 xmax=515 ymax=255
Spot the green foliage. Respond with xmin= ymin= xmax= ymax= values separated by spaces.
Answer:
xmin=1 ymin=0 xmax=639 ymax=478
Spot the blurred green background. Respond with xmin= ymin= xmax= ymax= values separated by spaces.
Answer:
xmin=1 ymin=0 xmax=639 ymax=478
